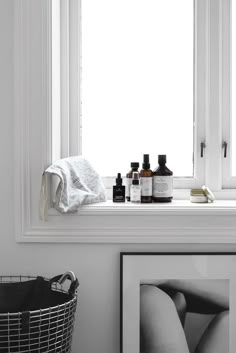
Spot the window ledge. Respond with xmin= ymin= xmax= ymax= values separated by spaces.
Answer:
xmin=16 ymin=199 xmax=236 ymax=243
xmin=54 ymin=199 xmax=236 ymax=216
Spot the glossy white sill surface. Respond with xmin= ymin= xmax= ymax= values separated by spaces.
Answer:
xmin=18 ymin=200 xmax=236 ymax=243
xmin=49 ymin=199 xmax=236 ymax=215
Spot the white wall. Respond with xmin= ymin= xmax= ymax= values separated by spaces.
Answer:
xmin=0 ymin=1 xmax=236 ymax=353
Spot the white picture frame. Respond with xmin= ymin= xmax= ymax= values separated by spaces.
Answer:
xmin=120 ymin=252 xmax=236 ymax=353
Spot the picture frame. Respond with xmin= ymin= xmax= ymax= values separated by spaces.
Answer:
xmin=120 ymin=252 xmax=236 ymax=353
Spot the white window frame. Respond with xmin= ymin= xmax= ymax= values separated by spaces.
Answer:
xmin=52 ymin=0 xmax=207 ymax=191
xmin=51 ymin=0 xmax=81 ymax=159
xmin=222 ymin=0 xmax=236 ymax=188
xmin=14 ymin=0 xmax=236 ymax=243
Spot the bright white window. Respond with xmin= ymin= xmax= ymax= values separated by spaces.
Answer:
xmin=52 ymin=0 xmax=207 ymax=191
xmin=82 ymin=0 xmax=194 ymax=178
xmin=51 ymin=0 xmax=236 ymax=195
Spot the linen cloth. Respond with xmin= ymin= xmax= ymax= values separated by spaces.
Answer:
xmin=40 ymin=156 xmax=106 ymax=220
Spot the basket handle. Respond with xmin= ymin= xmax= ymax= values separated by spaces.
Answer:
xmin=50 ymin=271 xmax=79 ymax=296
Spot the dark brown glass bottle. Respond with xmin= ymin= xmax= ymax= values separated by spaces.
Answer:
xmin=152 ymin=155 xmax=173 ymax=202
xmin=140 ymin=154 xmax=153 ymax=203
xmin=126 ymin=162 xmax=139 ymax=201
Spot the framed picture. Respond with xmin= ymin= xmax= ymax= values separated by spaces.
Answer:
xmin=120 ymin=252 xmax=236 ymax=353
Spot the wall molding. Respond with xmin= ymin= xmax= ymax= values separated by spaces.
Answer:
xmin=17 ymin=201 xmax=236 ymax=243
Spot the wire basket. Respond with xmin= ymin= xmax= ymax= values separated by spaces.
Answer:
xmin=0 ymin=272 xmax=79 ymax=353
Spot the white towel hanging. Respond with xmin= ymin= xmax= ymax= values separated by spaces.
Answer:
xmin=39 ymin=156 xmax=106 ymax=220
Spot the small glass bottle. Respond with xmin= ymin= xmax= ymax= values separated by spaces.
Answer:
xmin=152 ymin=155 xmax=173 ymax=202
xmin=126 ymin=162 xmax=139 ymax=201
xmin=130 ymin=172 xmax=141 ymax=203
xmin=140 ymin=154 xmax=153 ymax=203
xmin=113 ymin=173 xmax=125 ymax=202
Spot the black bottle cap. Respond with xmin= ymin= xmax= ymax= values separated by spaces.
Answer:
xmin=116 ymin=173 xmax=122 ymax=185
xmin=142 ymin=154 xmax=150 ymax=169
xmin=158 ymin=155 xmax=166 ymax=165
xmin=131 ymin=162 xmax=139 ymax=169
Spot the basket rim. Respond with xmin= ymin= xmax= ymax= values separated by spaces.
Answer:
xmin=0 ymin=295 xmax=77 ymax=317
xmin=0 ymin=275 xmax=78 ymax=317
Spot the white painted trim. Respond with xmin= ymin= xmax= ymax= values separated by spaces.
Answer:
xmin=52 ymin=0 xmax=81 ymax=158
xmin=14 ymin=0 xmax=236 ymax=244
xmin=60 ymin=0 xmax=70 ymax=158
xmin=51 ymin=0 xmax=61 ymax=161
xmin=48 ymin=199 xmax=236 ymax=215
xmin=69 ymin=0 xmax=81 ymax=156
xmin=205 ymin=0 xmax=222 ymax=190
xmin=14 ymin=0 xmax=52 ymax=239
xmin=16 ymin=200 xmax=236 ymax=243
xmin=222 ymin=0 xmax=235 ymax=188
xmin=14 ymin=0 xmax=31 ymax=237
xmin=193 ymin=0 xmax=207 ymax=186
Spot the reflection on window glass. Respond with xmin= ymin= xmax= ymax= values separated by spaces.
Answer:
xmin=232 ymin=0 xmax=236 ymax=175
xmin=82 ymin=0 xmax=193 ymax=177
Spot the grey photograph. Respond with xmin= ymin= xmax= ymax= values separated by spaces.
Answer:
xmin=140 ymin=279 xmax=229 ymax=353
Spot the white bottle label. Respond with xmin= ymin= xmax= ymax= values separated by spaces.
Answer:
xmin=130 ymin=185 xmax=141 ymax=202
xmin=140 ymin=177 xmax=152 ymax=196
xmin=153 ymin=176 xmax=173 ymax=198
xmin=126 ymin=178 xmax=132 ymax=197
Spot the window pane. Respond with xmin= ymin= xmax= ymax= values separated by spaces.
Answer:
xmin=232 ymin=0 xmax=236 ymax=175
xmin=81 ymin=0 xmax=193 ymax=177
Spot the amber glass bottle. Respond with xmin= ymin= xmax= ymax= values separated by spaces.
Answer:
xmin=140 ymin=154 xmax=153 ymax=203
xmin=152 ymin=155 xmax=173 ymax=202
xmin=126 ymin=162 xmax=139 ymax=201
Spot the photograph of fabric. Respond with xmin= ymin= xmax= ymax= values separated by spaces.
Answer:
xmin=140 ymin=279 xmax=229 ymax=353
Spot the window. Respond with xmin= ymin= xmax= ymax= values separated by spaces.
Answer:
xmin=52 ymin=0 xmax=209 ymax=191
xmin=82 ymin=0 xmax=194 ymax=178
xmin=14 ymin=0 xmax=236 ymax=242
xmin=50 ymin=0 xmax=236 ymax=196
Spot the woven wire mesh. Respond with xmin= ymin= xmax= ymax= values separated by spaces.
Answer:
xmin=0 ymin=276 xmax=77 ymax=353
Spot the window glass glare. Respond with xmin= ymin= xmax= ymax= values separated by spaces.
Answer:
xmin=81 ymin=0 xmax=193 ymax=177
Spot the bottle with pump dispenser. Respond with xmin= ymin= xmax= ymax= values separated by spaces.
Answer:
xmin=130 ymin=172 xmax=141 ymax=203
xmin=113 ymin=173 xmax=125 ymax=202
xmin=152 ymin=155 xmax=173 ymax=202
xmin=126 ymin=162 xmax=139 ymax=201
xmin=140 ymin=154 xmax=153 ymax=203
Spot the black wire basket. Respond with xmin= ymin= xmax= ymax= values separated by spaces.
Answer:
xmin=0 ymin=271 xmax=79 ymax=353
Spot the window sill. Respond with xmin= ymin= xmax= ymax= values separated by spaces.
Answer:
xmin=48 ymin=199 xmax=236 ymax=216
xmin=16 ymin=199 xmax=236 ymax=243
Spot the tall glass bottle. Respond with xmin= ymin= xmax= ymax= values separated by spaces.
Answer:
xmin=140 ymin=154 xmax=153 ymax=203
xmin=126 ymin=162 xmax=139 ymax=201
xmin=152 ymin=155 xmax=173 ymax=202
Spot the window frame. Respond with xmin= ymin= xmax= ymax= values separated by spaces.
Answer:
xmin=52 ymin=0 xmax=208 ymax=190
xmin=51 ymin=0 xmax=81 ymax=159
xmin=14 ymin=0 xmax=236 ymax=244
xmin=222 ymin=0 xmax=236 ymax=188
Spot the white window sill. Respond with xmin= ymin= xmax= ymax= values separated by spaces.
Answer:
xmin=16 ymin=199 xmax=236 ymax=243
xmin=48 ymin=199 xmax=236 ymax=216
